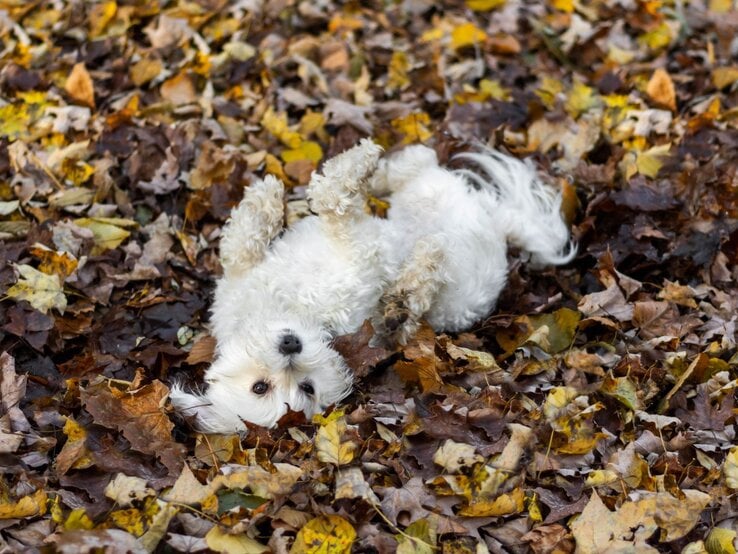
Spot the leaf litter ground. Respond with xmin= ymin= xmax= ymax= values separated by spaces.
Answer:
xmin=1 ymin=1 xmax=738 ymax=552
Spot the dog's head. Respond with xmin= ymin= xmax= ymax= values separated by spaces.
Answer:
xmin=171 ymin=318 xmax=353 ymax=433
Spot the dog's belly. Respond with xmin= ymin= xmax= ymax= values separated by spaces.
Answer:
xmin=212 ymin=216 xmax=394 ymax=339
xmin=387 ymin=168 xmax=510 ymax=332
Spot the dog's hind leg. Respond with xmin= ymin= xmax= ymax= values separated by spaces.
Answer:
xmin=368 ymin=144 xmax=439 ymax=196
xmin=373 ymin=237 xmax=446 ymax=345
xmin=219 ymin=175 xmax=284 ymax=279
xmin=308 ymin=139 xmax=383 ymax=229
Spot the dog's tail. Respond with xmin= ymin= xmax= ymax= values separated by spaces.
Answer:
xmin=455 ymin=150 xmax=576 ymax=267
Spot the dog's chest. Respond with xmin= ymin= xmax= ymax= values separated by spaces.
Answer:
xmin=220 ymin=217 xmax=398 ymax=335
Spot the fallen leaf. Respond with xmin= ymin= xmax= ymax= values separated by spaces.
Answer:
xmin=315 ymin=415 xmax=357 ymax=466
xmin=646 ymin=68 xmax=677 ymax=111
xmin=291 ymin=515 xmax=356 ymax=554
xmin=206 ymin=525 xmax=269 ymax=554
xmin=74 ymin=217 xmax=135 ymax=255
xmin=451 ymin=22 xmax=487 ymax=50
xmin=0 ymin=489 xmax=47 ymax=520
xmin=160 ymin=72 xmax=196 ymax=106
xmin=7 ymin=264 xmax=67 ymax=314
xmin=65 ymin=63 xmax=95 ymax=108
xmin=712 ymin=66 xmax=738 ymax=90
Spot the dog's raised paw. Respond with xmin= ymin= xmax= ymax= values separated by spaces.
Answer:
xmin=308 ymin=139 xmax=383 ymax=217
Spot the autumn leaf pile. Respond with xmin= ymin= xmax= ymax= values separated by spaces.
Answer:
xmin=1 ymin=0 xmax=738 ymax=552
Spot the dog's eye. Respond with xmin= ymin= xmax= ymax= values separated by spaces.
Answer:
xmin=252 ymin=381 xmax=269 ymax=395
xmin=299 ymin=381 xmax=315 ymax=395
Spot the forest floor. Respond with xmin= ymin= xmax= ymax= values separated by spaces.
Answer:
xmin=1 ymin=0 xmax=738 ymax=552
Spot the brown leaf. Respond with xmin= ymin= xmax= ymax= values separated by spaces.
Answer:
xmin=646 ymin=68 xmax=676 ymax=112
xmin=65 ymin=63 xmax=95 ymax=109
xmin=81 ymin=379 xmax=185 ymax=480
xmin=333 ymin=320 xmax=394 ymax=379
xmin=160 ymin=72 xmax=196 ymax=106
xmin=186 ymin=334 xmax=216 ymax=365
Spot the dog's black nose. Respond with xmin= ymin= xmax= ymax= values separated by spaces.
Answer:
xmin=279 ymin=333 xmax=302 ymax=355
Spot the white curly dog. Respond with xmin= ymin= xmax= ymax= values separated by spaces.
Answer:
xmin=170 ymin=139 xmax=574 ymax=433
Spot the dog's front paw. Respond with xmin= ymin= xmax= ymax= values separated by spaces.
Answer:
xmin=308 ymin=139 xmax=383 ymax=217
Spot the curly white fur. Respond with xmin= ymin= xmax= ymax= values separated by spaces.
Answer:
xmin=170 ymin=139 xmax=575 ymax=433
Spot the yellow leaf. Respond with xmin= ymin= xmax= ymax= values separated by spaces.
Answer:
xmin=391 ymin=112 xmax=433 ymax=144
xmin=639 ymin=22 xmax=674 ymax=51
xmin=712 ymin=67 xmax=738 ymax=90
xmin=7 ymin=264 xmax=66 ymax=314
xmin=281 ymin=141 xmax=323 ymax=164
xmin=724 ymin=446 xmax=738 ymax=489
xmin=535 ymin=76 xmax=564 ymax=109
xmin=543 ymin=386 xmax=579 ymax=420
xmin=56 ymin=417 xmax=93 ymax=473
xmin=603 ymin=94 xmax=630 ymax=108
xmin=206 ymin=525 xmax=269 ymax=554
xmin=130 ymin=57 xmax=163 ymax=87
xmin=565 ymin=81 xmax=600 ymax=119
xmin=709 ymin=0 xmax=733 ymax=12
xmin=459 ymin=487 xmax=525 ymax=517
xmin=600 ymin=375 xmax=640 ymax=410
xmin=65 ymin=63 xmax=95 ymax=109
xmin=110 ymin=508 xmax=146 ymax=537
xmin=466 ymin=0 xmax=506 ymax=10
xmin=0 ymin=489 xmax=47 ymax=520
xmin=551 ymin=0 xmax=574 ymax=12
xmin=74 ymin=217 xmax=134 ymax=255
xmin=528 ymin=493 xmax=543 ymax=522
xmin=705 ymin=527 xmax=737 ymax=554
xmin=63 ymin=507 xmax=94 ymax=530
xmin=316 ymin=416 xmax=357 ymax=466
xmin=29 ymin=244 xmax=78 ymax=280
xmin=556 ymin=433 xmax=605 ymax=455
xmin=60 ymin=158 xmax=95 ymax=186
xmin=646 ymin=68 xmax=677 ymax=111
xmin=264 ymin=153 xmax=289 ymax=184
xmin=262 ymin=107 xmax=302 ymax=148
xmin=387 ymin=51 xmax=411 ymax=91
xmin=192 ymin=51 xmax=212 ymax=77
xmin=636 ymin=143 xmax=671 ymax=178
xmin=420 ymin=27 xmax=445 ymax=43
xmin=328 ymin=14 xmax=365 ymax=33
xmin=451 ymin=22 xmax=487 ymax=50
xmin=479 ymin=78 xmax=509 ymax=101
xmin=299 ymin=111 xmax=325 ymax=137
xmin=0 ymin=103 xmax=31 ymax=140
xmin=496 ymin=308 xmax=580 ymax=354
xmin=584 ymin=469 xmax=619 ymax=488
xmin=397 ymin=518 xmax=436 ymax=554
xmin=89 ymin=1 xmax=117 ymax=37
xmin=291 ymin=515 xmax=356 ymax=554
